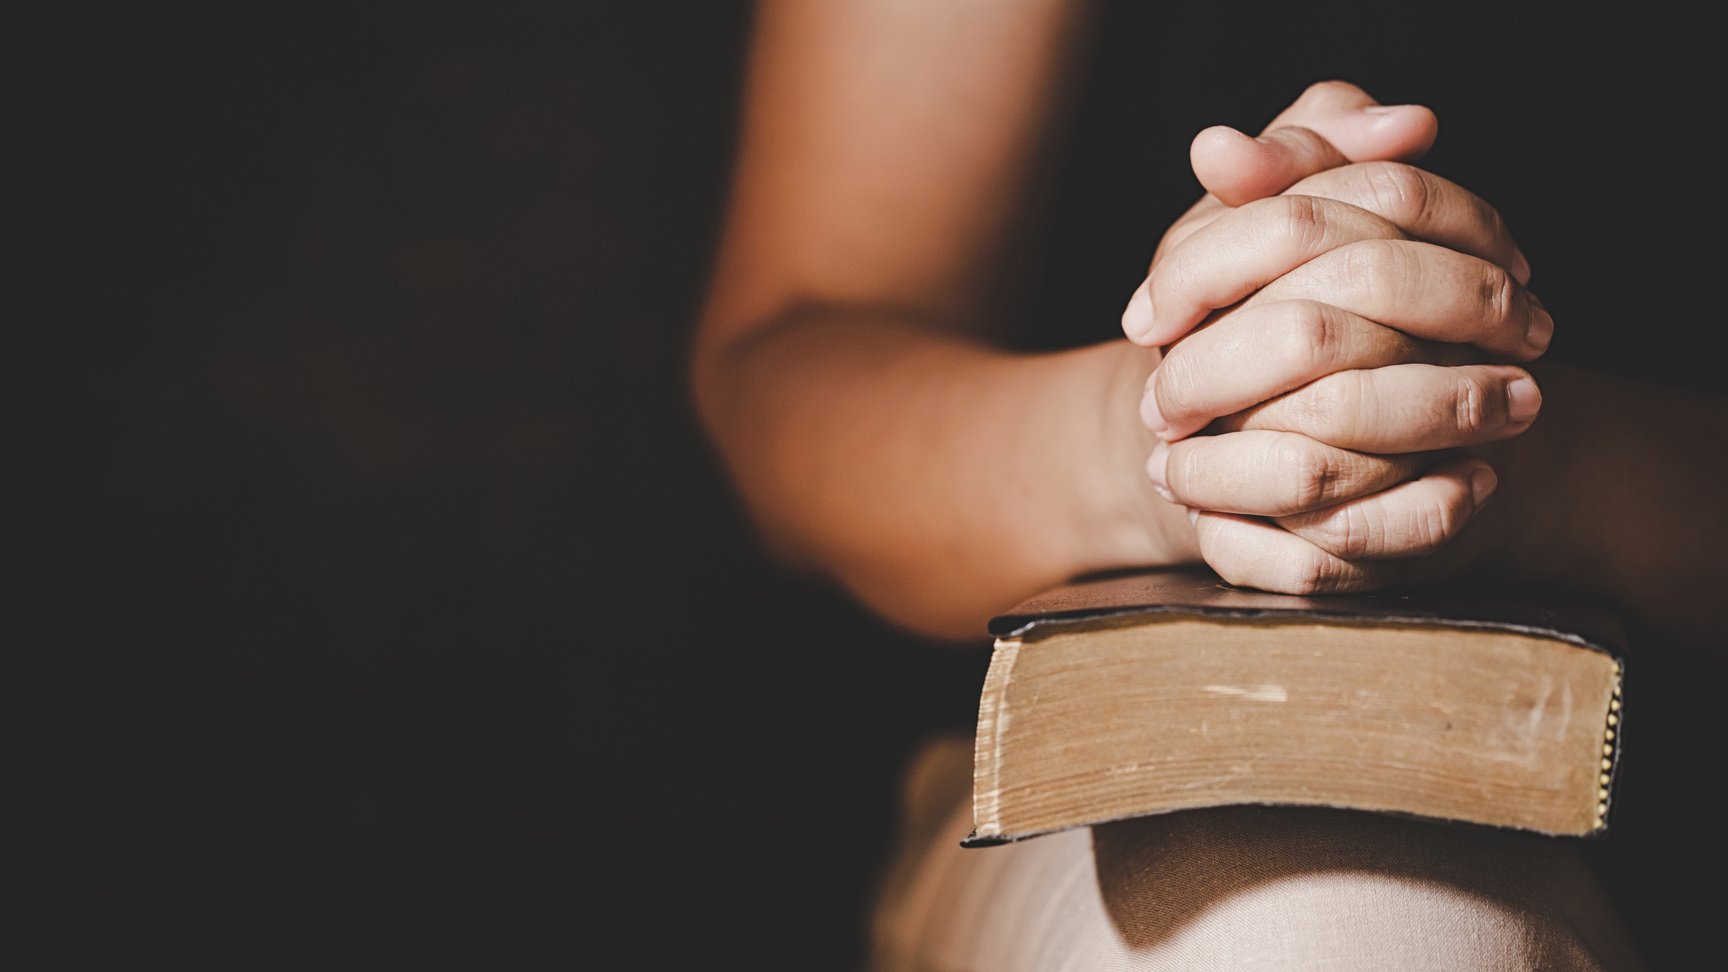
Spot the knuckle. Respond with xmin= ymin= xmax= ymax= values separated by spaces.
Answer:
xmin=1154 ymin=351 xmax=1199 ymax=423
xmin=1283 ymin=549 xmax=1339 ymax=595
xmin=1300 ymin=80 xmax=1356 ymax=107
xmin=1277 ymin=300 xmax=1342 ymax=372
xmin=1480 ymin=263 xmax=1518 ymax=331
xmin=1278 ymin=438 xmax=1337 ymax=511
xmin=1271 ymin=194 xmax=1331 ymax=253
xmin=1202 ymin=534 xmax=1334 ymax=596
xmin=1165 ymin=441 xmax=1208 ymax=500
xmin=1410 ymin=495 xmax=1459 ymax=554
xmin=1302 ymin=370 xmax=1372 ymax=442
xmin=1359 ymin=162 xmax=1432 ymax=227
xmin=1325 ymin=504 xmax=1381 ymax=559
xmin=1450 ymin=374 xmax=1492 ymax=436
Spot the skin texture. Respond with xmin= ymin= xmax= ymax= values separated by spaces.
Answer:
xmin=694 ymin=0 xmax=1728 ymax=648
xmin=1123 ymin=148 xmax=1548 ymax=590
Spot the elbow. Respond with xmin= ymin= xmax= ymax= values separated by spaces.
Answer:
xmin=686 ymin=304 xmax=835 ymax=576
xmin=685 ymin=302 xmax=1005 ymax=644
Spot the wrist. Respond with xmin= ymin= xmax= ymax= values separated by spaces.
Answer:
xmin=1068 ymin=340 xmax=1199 ymax=570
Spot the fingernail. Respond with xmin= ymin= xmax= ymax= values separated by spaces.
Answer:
xmin=1141 ymin=373 xmax=1168 ymax=434
xmin=1525 ymin=308 xmax=1554 ymax=354
xmin=1506 ymin=377 xmax=1542 ymax=425
xmin=1186 ymin=508 xmax=1200 ymax=527
xmin=1121 ymin=278 xmax=1155 ymax=343
xmin=1146 ymin=441 xmax=1173 ymax=501
xmin=1511 ymin=248 xmax=1532 ymax=285
xmin=1469 ymin=464 xmax=1499 ymax=505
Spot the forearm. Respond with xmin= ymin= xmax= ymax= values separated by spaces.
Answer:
xmin=693 ymin=307 xmax=1194 ymax=641
xmin=1493 ymin=363 xmax=1728 ymax=647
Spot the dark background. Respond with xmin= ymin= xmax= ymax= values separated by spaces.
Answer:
xmin=27 ymin=1 xmax=1725 ymax=968
xmin=31 ymin=3 xmax=984 ymax=967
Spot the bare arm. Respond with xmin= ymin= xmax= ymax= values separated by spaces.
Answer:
xmin=693 ymin=4 xmax=1441 ymax=640
xmin=692 ymin=0 xmax=1179 ymax=639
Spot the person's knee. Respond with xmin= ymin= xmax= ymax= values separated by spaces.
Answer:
xmin=1090 ymin=807 xmax=1633 ymax=971
xmin=1129 ymin=868 xmax=1598 ymax=970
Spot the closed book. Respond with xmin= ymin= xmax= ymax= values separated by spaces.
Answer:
xmin=966 ymin=566 xmax=1625 ymax=846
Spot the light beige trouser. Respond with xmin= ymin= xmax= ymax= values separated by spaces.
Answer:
xmin=869 ymin=736 xmax=1643 ymax=971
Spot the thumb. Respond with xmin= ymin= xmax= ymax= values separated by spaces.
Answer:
xmin=1192 ymin=80 xmax=1438 ymax=207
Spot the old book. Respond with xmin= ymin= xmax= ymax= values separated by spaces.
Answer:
xmin=965 ymin=566 xmax=1626 ymax=846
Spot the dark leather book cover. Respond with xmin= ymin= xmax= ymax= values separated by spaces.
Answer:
xmin=988 ymin=566 xmax=1627 ymax=661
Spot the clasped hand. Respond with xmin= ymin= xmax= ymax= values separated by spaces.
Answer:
xmin=1120 ymin=83 xmax=1550 ymax=593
